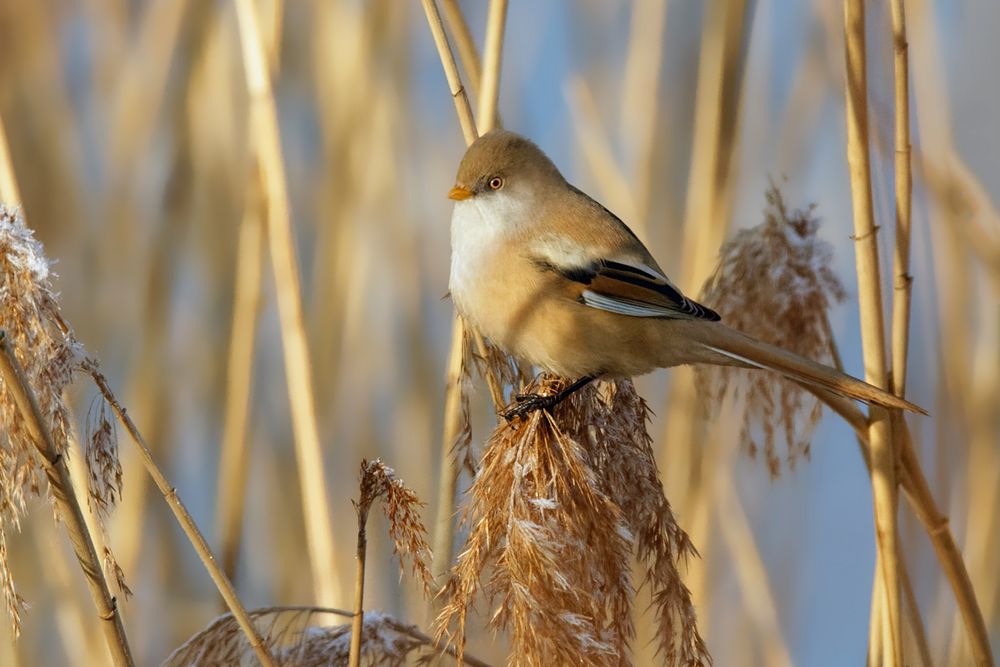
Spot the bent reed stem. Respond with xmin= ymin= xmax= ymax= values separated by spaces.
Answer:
xmin=86 ymin=367 xmax=276 ymax=667
xmin=0 ymin=333 xmax=134 ymax=667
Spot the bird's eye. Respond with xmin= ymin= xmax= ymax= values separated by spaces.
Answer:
xmin=488 ymin=176 xmax=504 ymax=190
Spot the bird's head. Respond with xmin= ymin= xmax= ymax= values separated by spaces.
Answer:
xmin=448 ymin=130 xmax=564 ymax=203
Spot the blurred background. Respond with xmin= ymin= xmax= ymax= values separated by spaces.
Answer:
xmin=0 ymin=0 xmax=997 ymax=665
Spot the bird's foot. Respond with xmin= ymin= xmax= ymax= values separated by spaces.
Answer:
xmin=502 ymin=392 xmax=558 ymax=422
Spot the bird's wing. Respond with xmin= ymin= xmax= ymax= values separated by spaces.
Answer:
xmin=531 ymin=247 xmax=720 ymax=321
xmin=529 ymin=183 xmax=719 ymax=321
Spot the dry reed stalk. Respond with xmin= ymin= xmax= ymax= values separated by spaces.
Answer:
xmin=813 ymin=344 xmax=934 ymax=666
xmin=677 ymin=0 xmax=753 ymax=291
xmin=0 ymin=335 xmax=134 ymax=667
xmin=898 ymin=428 xmax=993 ymax=666
xmin=431 ymin=315 xmax=470 ymax=583
xmin=565 ymin=77 xmax=638 ymax=228
xmin=349 ymin=459 xmax=434 ymax=667
xmin=690 ymin=185 xmax=842 ymax=653
xmin=714 ymin=459 xmax=794 ymax=667
xmin=440 ymin=0 xmax=483 ymax=99
xmin=106 ymin=1 xmax=217 ymax=590
xmin=0 ymin=119 xmax=21 ymax=204
xmin=167 ymin=605 xmax=493 ymax=667
xmin=691 ymin=183 xmax=941 ymax=662
xmin=476 ymin=0 xmax=508 ymax=134
xmin=436 ymin=377 xmax=708 ymax=666
xmin=899 ymin=556 xmax=933 ymax=667
xmin=842 ymin=1 xmax=902 ymax=662
xmin=215 ymin=167 xmax=266 ymax=581
xmin=105 ymin=0 xmax=188 ymax=174
xmin=420 ymin=0 xmax=480 ymax=587
xmin=906 ymin=6 xmax=999 ymax=658
xmin=85 ymin=366 xmax=276 ymax=667
xmin=307 ymin=0 xmax=374 ymax=413
xmin=620 ymin=0 xmax=668 ymax=230
xmin=420 ymin=0 xmax=478 ymax=146
xmin=233 ymin=0 xmax=342 ymax=607
xmin=662 ymin=0 xmax=752 ymax=538
xmin=349 ymin=516 xmax=369 ymax=665
xmin=888 ymin=0 xmax=913 ymax=399
xmin=811 ymin=386 xmax=992 ymax=665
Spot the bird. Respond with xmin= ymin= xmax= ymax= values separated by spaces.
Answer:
xmin=446 ymin=129 xmax=924 ymax=420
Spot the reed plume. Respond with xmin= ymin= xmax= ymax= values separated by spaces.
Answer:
xmin=354 ymin=458 xmax=434 ymax=597
xmin=696 ymin=184 xmax=846 ymax=475
xmin=436 ymin=374 xmax=708 ymax=666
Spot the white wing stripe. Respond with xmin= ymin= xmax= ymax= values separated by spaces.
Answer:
xmin=580 ymin=290 xmax=690 ymax=319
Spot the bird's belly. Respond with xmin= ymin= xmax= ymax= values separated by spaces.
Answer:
xmin=451 ymin=264 xmax=668 ymax=379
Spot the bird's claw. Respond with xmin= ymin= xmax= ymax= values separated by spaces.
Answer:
xmin=502 ymin=393 xmax=554 ymax=422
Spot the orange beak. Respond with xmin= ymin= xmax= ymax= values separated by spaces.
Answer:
xmin=448 ymin=185 xmax=473 ymax=201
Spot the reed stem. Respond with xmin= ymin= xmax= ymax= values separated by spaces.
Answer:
xmin=233 ymin=0 xmax=342 ymax=607
xmin=477 ymin=0 xmax=508 ymax=134
xmin=889 ymin=0 xmax=913 ymax=399
xmin=348 ymin=507 xmax=369 ymax=667
xmin=842 ymin=1 xmax=902 ymax=662
xmin=420 ymin=0 xmax=478 ymax=146
xmin=440 ymin=0 xmax=482 ymax=98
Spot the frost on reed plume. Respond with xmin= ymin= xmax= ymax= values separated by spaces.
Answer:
xmin=165 ymin=608 xmax=441 ymax=667
xmin=437 ymin=368 xmax=709 ymax=666
xmin=0 ymin=205 xmax=126 ymax=634
xmin=695 ymin=185 xmax=846 ymax=475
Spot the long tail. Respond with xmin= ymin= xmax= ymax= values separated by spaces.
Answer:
xmin=693 ymin=322 xmax=927 ymax=415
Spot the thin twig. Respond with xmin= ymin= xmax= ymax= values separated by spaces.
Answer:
xmin=477 ymin=0 xmax=508 ymax=134
xmin=0 ymin=333 xmax=134 ymax=667
xmin=842 ymin=1 xmax=902 ymax=662
xmin=233 ymin=0 xmax=342 ymax=607
xmin=86 ymin=366 xmax=276 ymax=667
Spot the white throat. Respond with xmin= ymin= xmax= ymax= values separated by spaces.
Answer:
xmin=449 ymin=190 xmax=534 ymax=299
